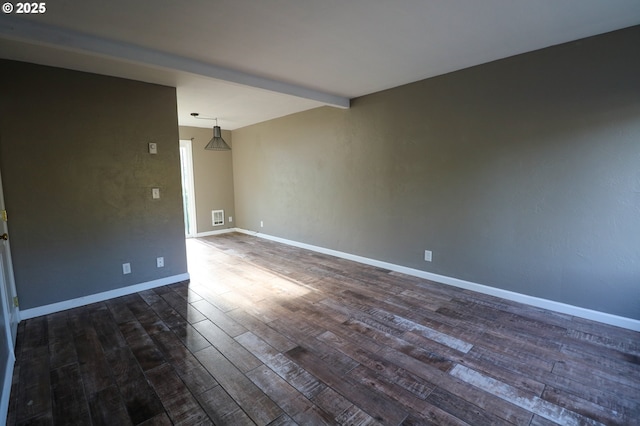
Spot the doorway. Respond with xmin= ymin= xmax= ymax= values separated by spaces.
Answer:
xmin=0 ymin=168 xmax=18 ymax=421
xmin=179 ymin=139 xmax=197 ymax=238
xmin=0 ymin=170 xmax=17 ymax=346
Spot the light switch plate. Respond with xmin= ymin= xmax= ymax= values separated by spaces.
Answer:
xmin=152 ymin=188 xmax=160 ymax=199
xmin=148 ymin=142 xmax=158 ymax=154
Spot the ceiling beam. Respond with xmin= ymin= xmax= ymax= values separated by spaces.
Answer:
xmin=0 ymin=16 xmax=350 ymax=109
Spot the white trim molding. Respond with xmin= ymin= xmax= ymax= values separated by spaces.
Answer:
xmin=195 ymin=228 xmax=237 ymax=238
xmin=0 ymin=349 xmax=15 ymax=426
xmin=19 ymin=273 xmax=190 ymax=320
xmin=235 ymin=228 xmax=640 ymax=332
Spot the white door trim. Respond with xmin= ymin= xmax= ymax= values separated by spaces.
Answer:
xmin=179 ymin=139 xmax=198 ymax=238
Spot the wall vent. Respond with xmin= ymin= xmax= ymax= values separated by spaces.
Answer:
xmin=212 ymin=210 xmax=224 ymax=226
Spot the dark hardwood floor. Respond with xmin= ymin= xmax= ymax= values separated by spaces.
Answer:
xmin=7 ymin=233 xmax=640 ymax=425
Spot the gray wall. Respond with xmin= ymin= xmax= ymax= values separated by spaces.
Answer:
xmin=0 ymin=60 xmax=188 ymax=310
xmin=232 ymin=26 xmax=640 ymax=320
xmin=178 ymin=126 xmax=235 ymax=234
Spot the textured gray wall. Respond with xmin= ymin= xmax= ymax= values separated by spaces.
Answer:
xmin=178 ymin=126 xmax=235 ymax=234
xmin=0 ymin=60 xmax=188 ymax=310
xmin=233 ymin=26 xmax=640 ymax=319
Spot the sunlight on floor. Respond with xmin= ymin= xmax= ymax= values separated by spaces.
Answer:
xmin=186 ymin=238 xmax=312 ymax=310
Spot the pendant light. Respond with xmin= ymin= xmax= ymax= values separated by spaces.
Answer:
xmin=190 ymin=113 xmax=231 ymax=151
xmin=205 ymin=118 xmax=231 ymax=151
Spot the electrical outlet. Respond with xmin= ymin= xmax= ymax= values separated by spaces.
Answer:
xmin=229 ymin=216 xmax=233 ymax=223
xmin=148 ymin=142 xmax=157 ymax=154
xmin=152 ymin=188 xmax=160 ymax=199
xmin=424 ymin=250 xmax=433 ymax=262
xmin=122 ymin=263 xmax=131 ymax=274
xmin=260 ymin=221 xmax=264 ymax=228
xmin=156 ymin=257 xmax=164 ymax=268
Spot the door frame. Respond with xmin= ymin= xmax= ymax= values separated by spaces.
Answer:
xmin=0 ymin=170 xmax=17 ymax=346
xmin=179 ymin=139 xmax=198 ymax=238
xmin=0 ymin=166 xmax=18 ymax=424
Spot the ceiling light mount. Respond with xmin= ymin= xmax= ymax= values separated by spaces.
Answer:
xmin=191 ymin=113 xmax=231 ymax=151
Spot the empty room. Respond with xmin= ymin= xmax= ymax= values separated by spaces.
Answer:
xmin=0 ymin=1 xmax=639 ymax=425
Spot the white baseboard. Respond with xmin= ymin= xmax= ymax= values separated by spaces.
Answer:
xmin=19 ymin=273 xmax=190 ymax=320
xmin=235 ymin=228 xmax=640 ymax=332
xmin=195 ymin=228 xmax=236 ymax=238
xmin=0 ymin=349 xmax=15 ymax=425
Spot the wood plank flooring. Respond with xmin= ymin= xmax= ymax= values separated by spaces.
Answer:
xmin=7 ymin=233 xmax=640 ymax=425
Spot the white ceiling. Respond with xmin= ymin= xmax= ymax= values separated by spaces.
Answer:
xmin=1 ymin=0 xmax=639 ymax=130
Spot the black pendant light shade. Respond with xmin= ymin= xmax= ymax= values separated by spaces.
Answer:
xmin=191 ymin=113 xmax=231 ymax=151
xmin=205 ymin=124 xmax=231 ymax=151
